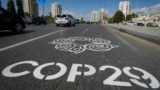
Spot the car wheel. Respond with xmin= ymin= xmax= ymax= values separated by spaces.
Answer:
xmin=13 ymin=23 xmax=23 ymax=33
xmin=56 ymin=24 xmax=59 ymax=27
xmin=73 ymin=23 xmax=75 ymax=27
xmin=67 ymin=22 xmax=71 ymax=27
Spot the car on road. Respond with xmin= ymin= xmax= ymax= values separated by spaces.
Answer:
xmin=146 ymin=22 xmax=158 ymax=27
xmin=75 ymin=19 xmax=80 ymax=24
xmin=127 ymin=21 xmax=137 ymax=26
xmin=26 ymin=17 xmax=47 ymax=25
xmin=0 ymin=7 xmax=26 ymax=33
xmin=55 ymin=14 xmax=75 ymax=27
xmin=137 ymin=23 xmax=144 ymax=26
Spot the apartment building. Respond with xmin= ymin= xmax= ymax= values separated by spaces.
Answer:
xmin=51 ymin=2 xmax=62 ymax=17
xmin=24 ymin=0 xmax=39 ymax=17
xmin=119 ymin=0 xmax=130 ymax=18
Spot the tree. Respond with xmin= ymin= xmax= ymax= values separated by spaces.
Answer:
xmin=16 ymin=0 xmax=24 ymax=17
xmin=108 ymin=18 xmax=114 ymax=23
xmin=126 ymin=14 xmax=132 ymax=21
xmin=126 ymin=13 xmax=138 ymax=21
xmin=7 ymin=0 xmax=16 ymax=15
xmin=113 ymin=10 xmax=125 ymax=23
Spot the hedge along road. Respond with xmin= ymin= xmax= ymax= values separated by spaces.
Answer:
xmin=0 ymin=24 xmax=160 ymax=90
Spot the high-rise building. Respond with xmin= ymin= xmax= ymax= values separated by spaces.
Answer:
xmin=90 ymin=8 xmax=109 ymax=23
xmin=119 ymin=0 xmax=130 ymax=18
xmin=91 ymin=11 xmax=99 ymax=22
xmin=99 ymin=8 xmax=108 ymax=23
xmin=51 ymin=2 xmax=62 ymax=18
xmin=24 ymin=0 xmax=39 ymax=17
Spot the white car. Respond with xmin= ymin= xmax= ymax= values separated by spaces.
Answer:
xmin=127 ymin=22 xmax=137 ymax=26
xmin=55 ymin=14 xmax=75 ymax=27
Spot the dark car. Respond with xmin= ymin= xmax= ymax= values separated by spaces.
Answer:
xmin=0 ymin=7 xmax=26 ymax=33
xmin=26 ymin=17 xmax=47 ymax=25
xmin=32 ymin=17 xmax=47 ymax=25
xmin=137 ymin=23 xmax=144 ymax=26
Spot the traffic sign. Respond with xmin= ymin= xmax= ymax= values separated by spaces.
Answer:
xmin=38 ymin=0 xmax=46 ymax=3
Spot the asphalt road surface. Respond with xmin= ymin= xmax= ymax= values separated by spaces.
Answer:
xmin=0 ymin=24 xmax=160 ymax=90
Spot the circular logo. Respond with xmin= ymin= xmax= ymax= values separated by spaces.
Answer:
xmin=49 ymin=37 xmax=119 ymax=54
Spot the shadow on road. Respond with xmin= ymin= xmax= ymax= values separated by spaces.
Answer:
xmin=0 ymin=30 xmax=36 ymax=37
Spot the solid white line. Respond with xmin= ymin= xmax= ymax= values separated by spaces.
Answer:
xmin=0 ymin=29 xmax=68 ymax=52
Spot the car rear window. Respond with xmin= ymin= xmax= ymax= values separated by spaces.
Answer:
xmin=57 ymin=15 xmax=67 ymax=18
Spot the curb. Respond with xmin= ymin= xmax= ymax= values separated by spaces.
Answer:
xmin=106 ymin=25 xmax=160 ymax=45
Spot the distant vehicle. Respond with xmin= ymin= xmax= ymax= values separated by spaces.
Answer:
xmin=0 ymin=7 xmax=26 ymax=33
xmin=26 ymin=17 xmax=47 ymax=25
xmin=25 ymin=16 xmax=32 ymax=25
xmin=127 ymin=21 xmax=137 ymax=26
xmin=86 ymin=21 xmax=91 ymax=24
xmin=146 ymin=22 xmax=158 ymax=27
xmin=137 ymin=23 xmax=144 ymax=26
xmin=75 ymin=19 xmax=80 ymax=24
xmin=55 ymin=14 xmax=75 ymax=27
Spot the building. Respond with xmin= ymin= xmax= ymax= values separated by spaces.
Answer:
xmin=51 ymin=2 xmax=62 ymax=17
xmin=99 ymin=8 xmax=109 ymax=23
xmin=24 ymin=0 xmax=39 ymax=17
xmin=45 ymin=12 xmax=52 ymax=17
xmin=91 ymin=11 xmax=99 ymax=22
xmin=90 ymin=8 xmax=109 ymax=23
xmin=119 ymin=0 xmax=130 ymax=19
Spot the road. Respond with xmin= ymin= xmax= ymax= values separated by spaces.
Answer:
xmin=0 ymin=24 xmax=160 ymax=90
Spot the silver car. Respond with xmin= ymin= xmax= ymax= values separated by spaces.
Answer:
xmin=55 ymin=14 xmax=75 ymax=27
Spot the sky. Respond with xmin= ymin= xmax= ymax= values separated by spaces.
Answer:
xmin=1 ymin=0 xmax=160 ymax=20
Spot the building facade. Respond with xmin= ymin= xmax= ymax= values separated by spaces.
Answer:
xmin=90 ymin=8 xmax=109 ymax=23
xmin=91 ymin=11 xmax=99 ymax=22
xmin=119 ymin=0 xmax=130 ymax=19
xmin=46 ymin=12 xmax=52 ymax=17
xmin=24 ymin=0 xmax=39 ymax=17
xmin=51 ymin=2 xmax=62 ymax=18
xmin=99 ymin=8 xmax=109 ymax=23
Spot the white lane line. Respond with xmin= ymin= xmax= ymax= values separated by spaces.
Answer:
xmin=0 ymin=29 xmax=68 ymax=52
xmin=82 ymin=28 xmax=89 ymax=34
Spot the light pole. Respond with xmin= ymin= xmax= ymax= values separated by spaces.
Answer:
xmin=43 ymin=3 xmax=44 ymax=18
xmin=104 ymin=0 xmax=106 ymax=24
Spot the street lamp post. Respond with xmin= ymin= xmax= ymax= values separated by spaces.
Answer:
xmin=104 ymin=0 xmax=106 ymax=24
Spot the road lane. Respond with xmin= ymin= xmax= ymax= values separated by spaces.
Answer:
xmin=0 ymin=24 xmax=160 ymax=90
xmin=0 ymin=29 xmax=69 ymax=52
xmin=0 ymin=24 xmax=72 ymax=48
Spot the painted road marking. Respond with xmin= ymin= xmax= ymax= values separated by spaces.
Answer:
xmin=0 ymin=29 xmax=68 ymax=52
xmin=2 ymin=60 xmax=160 ymax=89
xmin=48 ymin=37 xmax=119 ymax=54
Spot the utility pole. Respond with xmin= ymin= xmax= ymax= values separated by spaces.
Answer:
xmin=43 ymin=3 xmax=44 ymax=18
xmin=104 ymin=0 xmax=106 ymax=24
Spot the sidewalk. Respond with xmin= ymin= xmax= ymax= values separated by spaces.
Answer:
xmin=105 ymin=24 xmax=160 ymax=45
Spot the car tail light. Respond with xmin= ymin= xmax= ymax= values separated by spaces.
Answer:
xmin=65 ymin=18 xmax=68 ymax=20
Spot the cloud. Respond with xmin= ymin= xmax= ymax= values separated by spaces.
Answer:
xmin=134 ymin=3 xmax=160 ymax=15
